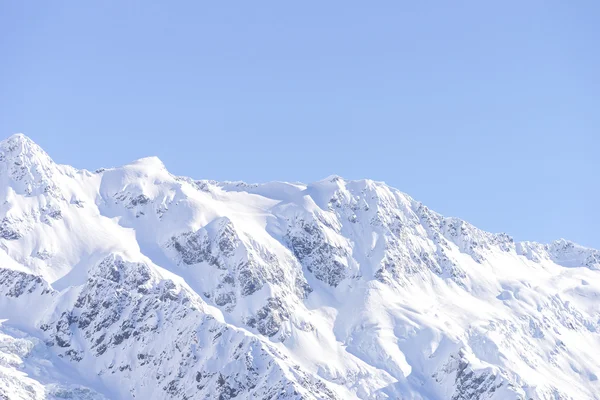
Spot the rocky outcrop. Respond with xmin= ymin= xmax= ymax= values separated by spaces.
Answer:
xmin=39 ymin=255 xmax=339 ymax=399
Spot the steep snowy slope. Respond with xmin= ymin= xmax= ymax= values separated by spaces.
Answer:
xmin=0 ymin=133 xmax=598 ymax=399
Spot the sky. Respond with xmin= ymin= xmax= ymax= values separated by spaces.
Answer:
xmin=0 ymin=1 xmax=598 ymax=248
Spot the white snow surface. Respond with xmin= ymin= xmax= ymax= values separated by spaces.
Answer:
xmin=0 ymin=133 xmax=597 ymax=399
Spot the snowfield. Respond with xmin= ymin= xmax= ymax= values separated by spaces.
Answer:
xmin=0 ymin=133 xmax=597 ymax=399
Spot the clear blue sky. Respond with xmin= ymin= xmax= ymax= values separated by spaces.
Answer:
xmin=1 ymin=1 xmax=598 ymax=248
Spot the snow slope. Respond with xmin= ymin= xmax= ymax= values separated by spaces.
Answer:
xmin=0 ymin=133 xmax=598 ymax=399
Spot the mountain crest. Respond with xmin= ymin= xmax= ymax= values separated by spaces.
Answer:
xmin=0 ymin=134 xmax=59 ymax=195
xmin=0 ymin=133 xmax=53 ymax=162
xmin=0 ymin=133 xmax=597 ymax=399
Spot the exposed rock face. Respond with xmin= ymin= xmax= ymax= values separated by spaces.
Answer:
xmin=285 ymin=217 xmax=350 ymax=287
xmin=35 ymin=255 xmax=339 ymax=399
xmin=443 ymin=356 xmax=506 ymax=400
xmin=245 ymin=297 xmax=291 ymax=337
xmin=517 ymin=238 xmax=600 ymax=270
xmin=167 ymin=217 xmax=311 ymax=339
xmin=0 ymin=268 xmax=53 ymax=298
xmin=0 ymin=134 xmax=597 ymax=399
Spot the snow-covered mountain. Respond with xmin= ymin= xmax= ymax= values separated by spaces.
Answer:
xmin=0 ymin=133 xmax=598 ymax=400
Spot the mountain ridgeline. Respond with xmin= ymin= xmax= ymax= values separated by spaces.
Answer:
xmin=0 ymin=134 xmax=598 ymax=400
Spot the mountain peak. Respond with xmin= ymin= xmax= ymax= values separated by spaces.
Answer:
xmin=0 ymin=133 xmax=58 ymax=195
xmin=2 ymin=132 xmax=37 ymax=146
xmin=129 ymin=156 xmax=166 ymax=170
xmin=322 ymin=174 xmax=345 ymax=182
xmin=1 ymin=133 xmax=50 ymax=159
xmin=4 ymin=133 xmax=31 ymax=143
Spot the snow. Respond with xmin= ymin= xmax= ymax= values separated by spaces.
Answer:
xmin=0 ymin=133 xmax=598 ymax=399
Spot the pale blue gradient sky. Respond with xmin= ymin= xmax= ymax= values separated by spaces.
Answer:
xmin=1 ymin=1 xmax=598 ymax=247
